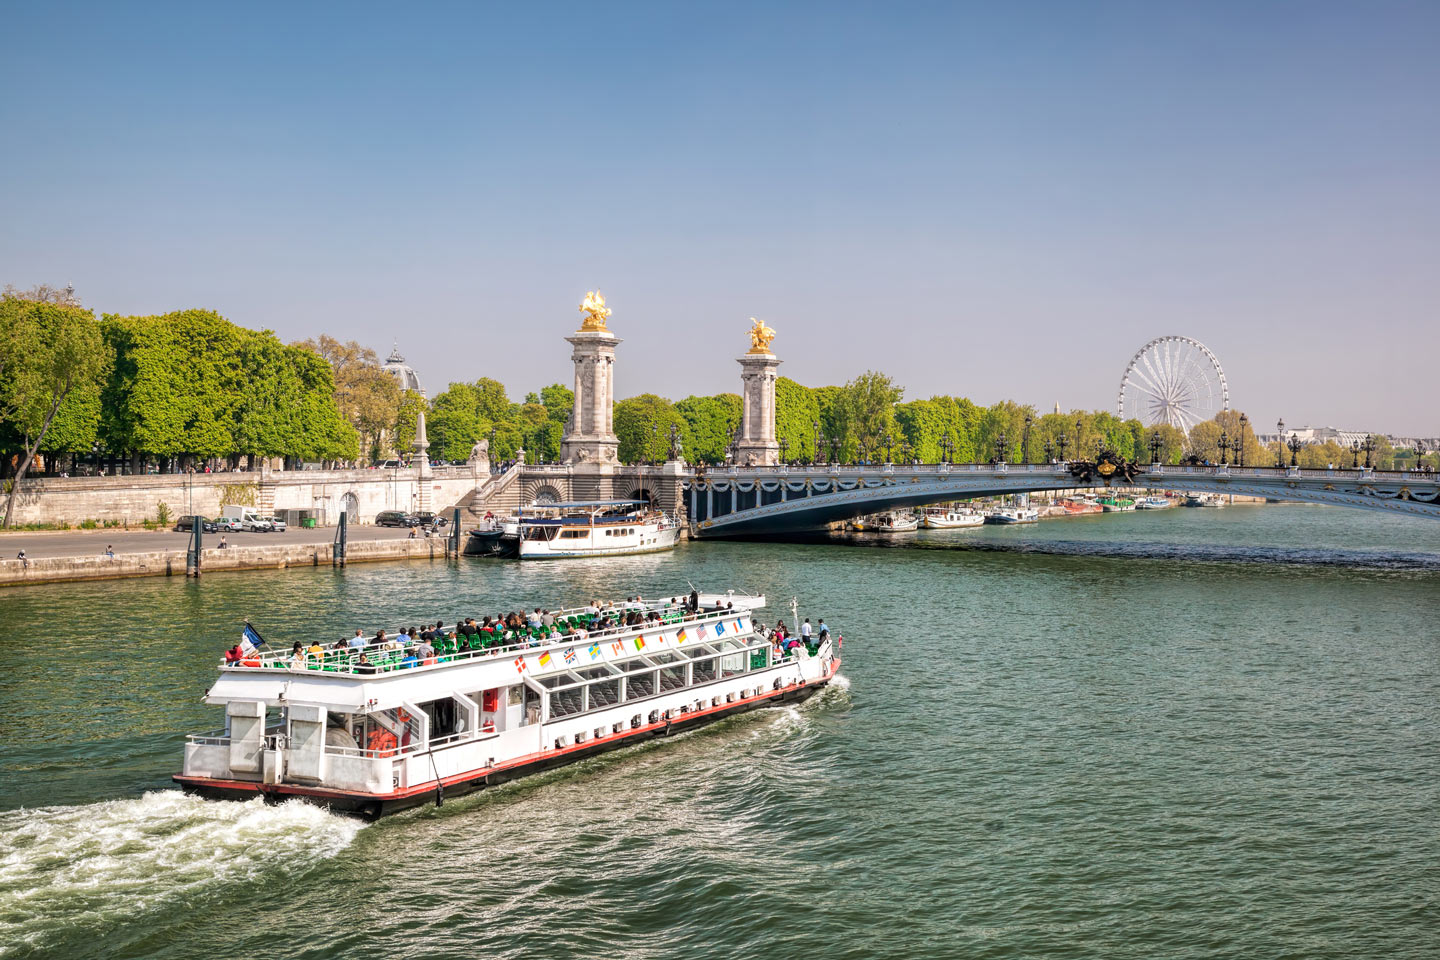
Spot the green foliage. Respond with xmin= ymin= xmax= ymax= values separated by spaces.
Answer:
xmin=833 ymin=371 xmax=903 ymax=460
xmin=675 ymin=394 xmax=741 ymax=463
xmin=219 ymin=482 xmax=257 ymax=506
xmin=155 ymin=500 xmax=172 ymax=526
xmin=391 ymin=390 xmax=426 ymax=454
xmin=775 ymin=378 xmax=821 ymax=461
xmin=614 ymin=394 xmax=685 ymax=463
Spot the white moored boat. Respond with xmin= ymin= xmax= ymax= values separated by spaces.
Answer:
xmin=920 ymin=507 xmax=984 ymax=529
xmin=175 ymin=592 xmax=841 ymax=819
xmin=517 ymin=500 xmax=679 ymax=559
xmin=984 ymin=507 xmax=1040 ymax=525
xmin=850 ymin=512 xmax=918 ymax=532
xmin=1135 ymin=495 xmax=1172 ymax=510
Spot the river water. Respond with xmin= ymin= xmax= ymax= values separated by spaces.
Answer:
xmin=1 ymin=504 xmax=1437 ymax=959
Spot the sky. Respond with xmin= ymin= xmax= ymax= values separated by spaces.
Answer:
xmin=3 ymin=1 xmax=1437 ymax=434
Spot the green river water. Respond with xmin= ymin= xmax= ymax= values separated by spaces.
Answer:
xmin=1 ymin=504 xmax=1437 ymax=959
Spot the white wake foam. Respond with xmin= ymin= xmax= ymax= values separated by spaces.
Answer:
xmin=0 ymin=791 xmax=362 ymax=957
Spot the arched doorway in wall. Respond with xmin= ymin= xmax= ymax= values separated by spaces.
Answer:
xmin=343 ymin=492 xmax=359 ymax=523
xmin=625 ymin=488 xmax=655 ymax=507
xmin=527 ymin=483 xmax=562 ymax=505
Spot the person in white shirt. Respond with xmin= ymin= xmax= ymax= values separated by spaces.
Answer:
xmin=801 ymin=619 xmax=813 ymax=646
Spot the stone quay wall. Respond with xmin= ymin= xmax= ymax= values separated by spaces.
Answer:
xmin=0 ymin=536 xmax=454 ymax=588
xmin=6 ymin=466 xmax=485 ymax=527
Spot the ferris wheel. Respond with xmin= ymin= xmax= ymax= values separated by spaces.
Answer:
xmin=1117 ymin=335 xmax=1229 ymax=431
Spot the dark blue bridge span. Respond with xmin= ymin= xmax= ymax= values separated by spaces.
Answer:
xmin=683 ymin=463 xmax=1440 ymax=537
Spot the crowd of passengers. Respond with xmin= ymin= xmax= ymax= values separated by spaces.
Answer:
xmin=223 ymin=592 xmax=831 ymax=672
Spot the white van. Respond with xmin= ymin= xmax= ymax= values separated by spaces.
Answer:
xmin=219 ymin=504 xmax=273 ymax=532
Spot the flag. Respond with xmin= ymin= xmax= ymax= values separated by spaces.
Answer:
xmin=539 ymin=650 xmax=553 ymax=668
xmin=564 ymin=647 xmax=577 ymax=665
xmin=240 ymin=622 xmax=267 ymax=655
xmin=714 ymin=621 xmax=726 ymax=636
xmin=611 ymin=640 xmax=623 ymax=656
xmin=697 ymin=624 xmax=708 ymax=640
xmin=514 ymin=656 xmax=527 ymax=674
xmin=634 ymin=635 xmax=646 ymax=651
xmin=588 ymin=642 xmax=601 ymax=660
xmin=734 ymin=619 xmax=744 ymax=632
xmin=676 ymin=628 xmax=688 ymax=644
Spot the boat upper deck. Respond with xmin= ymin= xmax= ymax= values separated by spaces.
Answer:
xmin=224 ymin=593 xmax=766 ymax=682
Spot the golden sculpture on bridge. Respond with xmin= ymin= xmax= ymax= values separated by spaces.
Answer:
xmin=747 ymin=316 xmax=776 ymax=354
xmin=579 ymin=291 xmax=612 ymax=331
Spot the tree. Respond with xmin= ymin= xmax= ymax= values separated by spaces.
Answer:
xmin=775 ymin=377 xmax=822 ymax=461
xmin=390 ymin=390 xmax=427 ymax=456
xmin=293 ymin=335 xmax=400 ymax=462
xmin=614 ymin=394 xmax=684 ymax=463
xmin=835 ymin=371 xmax=903 ymax=460
xmin=1 ymin=293 xmax=107 ymax=526
xmin=675 ymin=394 xmax=741 ymax=463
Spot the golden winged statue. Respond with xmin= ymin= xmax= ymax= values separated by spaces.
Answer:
xmin=579 ymin=291 xmax=612 ymax=331
xmin=747 ymin=316 xmax=776 ymax=354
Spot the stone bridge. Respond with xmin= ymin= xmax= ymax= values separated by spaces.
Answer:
xmin=683 ymin=462 xmax=1440 ymax=536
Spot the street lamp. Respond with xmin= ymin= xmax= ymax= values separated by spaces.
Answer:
xmin=941 ymin=431 xmax=950 ymax=465
xmin=995 ymin=431 xmax=1009 ymax=463
xmin=1237 ymin=414 xmax=1248 ymax=467
xmin=813 ymin=421 xmax=821 ymax=463
xmin=884 ymin=433 xmax=894 ymax=464
xmin=1149 ymin=431 xmax=1161 ymax=465
xmin=1219 ymin=430 xmax=1230 ymax=465
xmin=1057 ymin=431 xmax=1069 ymax=462
xmin=1022 ymin=415 xmax=1033 ymax=465
xmin=831 ymin=437 xmax=841 ymax=464
xmin=1363 ymin=434 xmax=1376 ymax=469
xmin=779 ymin=437 xmax=789 ymax=464
xmin=1275 ymin=418 xmax=1285 ymax=468
xmin=1288 ymin=435 xmax=1302 ymax=467
xmin=1351 ymin=440 xmax=1360 ymax=469
xmin=1044 ymin=438 xmax=1054 ymax=463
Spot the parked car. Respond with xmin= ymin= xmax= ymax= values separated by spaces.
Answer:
xmin=375 ymin=510 xmax=416 ymax=527
xmin=270 ymin=516 xmax=288 ymax=532
xmin=241 ymin=516 xmax=273 ymax=532
xmin=214 ymin=517 xmax=243 ymax=533
xmin=174 ymin=515 xmax=219 ymax=533
xmin=412 ymin=512 xmax=449 ymax=528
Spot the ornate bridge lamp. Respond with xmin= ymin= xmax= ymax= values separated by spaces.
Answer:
xmin=1022 ymin=415 xmax=1033 ymax=464
xmin=1219 ymin=431 xmax=1230 ymax=466
xmin=1288 ymin=435 xmax=1302 ymax=467
xmin=1238 ymin=414 xmax=1248 ymax=467
xmin=1044 ymin=438 xmax=1055 ymax=464
xmin=831 ymin=437 xmax=841 ymax=464
xmin=1075 ymin=418 xmax=1084 ymax=459
xmin=779 ymin=438 xmax=789 ymax=465
xmin=1415 ymin=441 xmax=1428 ymax=473
xmin=995 ymin=432 xmax=1009 ymax=464
xmin=1351 ymin=441 xmax=1360 ymax=469
xmin=813 ymin=421 xmax=821 ymax=463
xmin=1363 ymin=434 xmax=1376 ymax=469
xmin=884 ymin=433 xmax=894 ymax=465
xmin=1057 ymin=431 xmax=1069 ymax=463
xmin=1148 ymin=431 xmax=1161 ymax=465
xmin=1275 ymin=419 xmax=1285 ymax=468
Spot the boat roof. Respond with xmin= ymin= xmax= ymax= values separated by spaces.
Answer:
xmin=529 ymin=499 xmax=650 ymax=508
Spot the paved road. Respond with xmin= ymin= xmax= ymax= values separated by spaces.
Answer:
xmin=0 ymin=525 xmax=434 ymax=560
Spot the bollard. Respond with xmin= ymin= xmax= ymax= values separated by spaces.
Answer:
xmin=334 ymin=512 xmax=348 ymax=567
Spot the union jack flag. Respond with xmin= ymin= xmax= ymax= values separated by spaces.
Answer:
xmin=564 ymin=647 xmax=577 ymax=665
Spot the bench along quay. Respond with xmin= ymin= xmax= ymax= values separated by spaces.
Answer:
xmin=174 ymin=591 xmax=841 ymax=819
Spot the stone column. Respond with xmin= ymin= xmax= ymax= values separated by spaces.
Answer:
xmin=735 ymin=352 xmax=781 ymax=466
xmin=560 ymin=329 xmax=622 ymax=465
xmin=413 ymin=408 xmax=432 ymax=514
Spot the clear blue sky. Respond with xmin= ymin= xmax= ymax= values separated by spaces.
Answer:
xmin=3 ymin=1 xmax=1436 ymax=434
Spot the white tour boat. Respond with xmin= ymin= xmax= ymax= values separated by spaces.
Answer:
xmin=920 ymin=507 xmax=984 ymax=529
xmin=850 ymin=512 xmax=919 ymax=532
xmin=175 ymin=592 xmax=841 ymax=819
xmin=516 ymin=500 xmax=679 ymax=559
xmin=984 ymin=507 xmax=1040 ymax=525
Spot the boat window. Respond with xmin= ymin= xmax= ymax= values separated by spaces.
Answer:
xmin=616 ymin=657 xmax=653 ymax=672
xmin=549 ymin=688 xmax=583 ymax=719
xmin=691 ymin=657 xmax=718 ymax=683
xmin=576 ymin=666 xmax=614 ymax=681
xmin=508 ymin=686 xmax=523 ymax=706
xmin=681 ymin=644 xmax=718 ymax=659
xmin=587 ymin=677 xmax=621 ymax=709
xmin=648 ymin=651 xmax=681 ymax=665
xmin=561 ymin=529 xmax=587 ymax=539
xmin=537 ymin=675 xmax=565 ymax=689
xmin=720 ymin=652 xmax=747 ymax=677
xmin=658 ymin=665 xmax=687 ymax=693
xmin=625 ymin=671 xmax=656 ymax=699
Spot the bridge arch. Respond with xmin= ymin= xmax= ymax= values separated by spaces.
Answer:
xmin=525 ymin=482 xmax=563 ymax=504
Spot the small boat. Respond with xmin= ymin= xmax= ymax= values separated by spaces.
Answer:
xmin=1098 ymin=497 xmax=1137 ymax=513
xmin=984 ymin=507 xmax=1039 ymax=525
xmin=175 ymin=592 xmax=841 ymax=819
xmin=920 ymin=507 xmax=984 ymax=529
xmin=517 ymin=500 xmax=679 ymax=559
xmin=1058 ymin=498 xmax=1103 ymax=515
xmin=1135 ymin=495 xmax=1172 ymax=510
xmin=1184 ymin=493 xmax=1226 ymax=508
xmin=871 ymin=512 xmax=920 ymax=532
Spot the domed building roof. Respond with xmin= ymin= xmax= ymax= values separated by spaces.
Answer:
xmin=382 ymin=343 xmax=423 ymax=396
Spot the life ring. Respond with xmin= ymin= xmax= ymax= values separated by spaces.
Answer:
xmin=396 ymin=707 xmax=412 ymax=724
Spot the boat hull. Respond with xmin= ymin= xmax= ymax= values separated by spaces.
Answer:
xmin=174 ymin=666 xmax=835 ymax=819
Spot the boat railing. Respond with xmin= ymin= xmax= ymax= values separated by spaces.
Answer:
xmin=231 ymin=605 xmax=756 ymax=677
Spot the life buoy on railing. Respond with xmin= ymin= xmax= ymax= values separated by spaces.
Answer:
xmin=396 ymin=707 xmax=412 ymax=725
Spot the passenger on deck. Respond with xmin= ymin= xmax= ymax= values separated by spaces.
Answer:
xmin=356 ymin=652 xmax=377 ymax=674
xmin=689 ymin=589 xmax=699 ymax=613
xmin=307 ymin=640 xmax=324 ymax=660
xmin=290 ymin=643 xmax=306 ymax=668
xmin=817 ymin=619 xmax=829 ymax=642
xmin=348 ymin=629 xmax=367 ymax=650
xmin=415 ymin=636 xmax=436 ymax=662
xmin=801 ymin=619 xmax=812 ymax=645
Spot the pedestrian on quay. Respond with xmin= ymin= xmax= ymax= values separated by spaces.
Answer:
xmin=16 ymin=549 xmax=28 ymax=569
xmin=218 ymin=536 xmax=229 ymax=549
xmin=104 ymin=544 xmax=115 ymax=558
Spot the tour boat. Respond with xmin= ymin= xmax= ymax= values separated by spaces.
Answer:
xmin=1135 ymin=495 xmax=1173 ymax=510
xmin=1098 ymin=497 xmax=1137 ymax=513
xmin=920 ymin=507 xmax=984 ymax=529
xmin=870 ymin=512 xmax=919 ymax=533
xmin=984 ymin=507 xmax=1040 ymax=524
xmin=516 ymin=500 xmax=679 ymax=559
xmin=175 ymin=592 xmax=840 ymax=819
